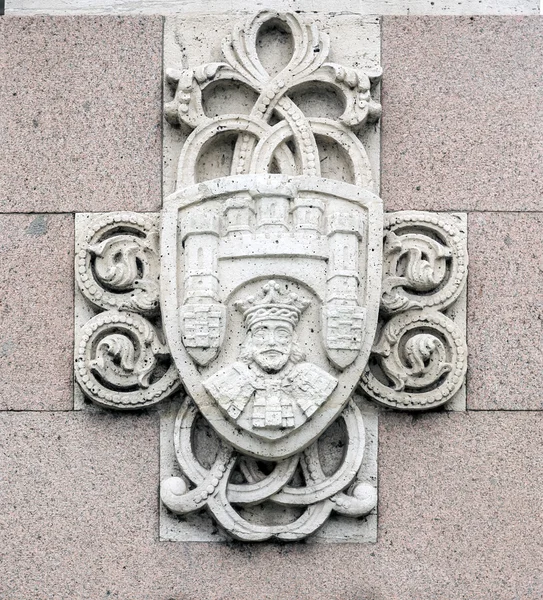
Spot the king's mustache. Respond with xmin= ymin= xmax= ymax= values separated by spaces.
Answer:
xmin=257 ymin=348 xmax=288 ymax=354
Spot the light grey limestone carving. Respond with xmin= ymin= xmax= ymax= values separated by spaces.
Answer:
xmin=74 ymin=10 xmax=468 ymax=542
xmin=74 ymin=212 xmax=181 ymax=410
xmin=360 ymin=211 xmax=468 ymax=410
xmin=157 ymin=11 xmax=383 ymax=540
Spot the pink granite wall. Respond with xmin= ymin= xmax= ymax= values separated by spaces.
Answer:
xmin=1 ymin=15 xmax=542 ymax=600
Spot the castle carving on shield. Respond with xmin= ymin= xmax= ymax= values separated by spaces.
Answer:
xmin=180 ymin=179 xmax=366 ymax=371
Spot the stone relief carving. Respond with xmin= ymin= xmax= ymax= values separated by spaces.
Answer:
xmin=74 ymin=213 xmax=180 ymax=410
xmin=203 ymin=280 xmax=338 ymax=433
xmin=74 ymin=11 xmax=468 ymax=542
xmin=360 ymin=211 xmax=468 ymax=410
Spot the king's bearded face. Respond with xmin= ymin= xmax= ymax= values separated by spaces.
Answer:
xmin=249 ymin=319 xmax=293 ymax=373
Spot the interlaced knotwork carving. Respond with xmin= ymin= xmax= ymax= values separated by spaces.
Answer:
xmin=160 ymin=398 xmax=375 ymax=542
xmin=165 ymin=10 xmax=381 ymax=189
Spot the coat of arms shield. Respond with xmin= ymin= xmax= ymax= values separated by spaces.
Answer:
xmin=161 ymin=175 xmax=382 ymax=459
xmin=159 ymin=10 xmax=384 ymax=462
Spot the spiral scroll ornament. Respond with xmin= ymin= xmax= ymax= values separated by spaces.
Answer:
xmin=380 ymin=211 xmax=468 ymax=314
xmin=361 ymin=211 xmax=468 ymax=410
xmin=75 ymin=311 xmax=180 ymax=410
xmin=75 ymin=212 xmax=181 ymax=410
xmin=360 ymin=310 xmax=467 ymax=410
xmin=76 ymin=212 xmax=160 ymax=315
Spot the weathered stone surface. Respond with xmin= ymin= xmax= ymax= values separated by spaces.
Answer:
xmin=381 ymin=16 xmax=543 ymax=212
xmin=160 ymin=10 xmax=462 ymax=542
xmin=5 ymin=0 xmax=540 ymax=16
xmin=1 ymin=411 xmax=541 ymax=599
xmin=0 ymin=215 xmax=74 ymax=410
xmin=0 ymin=16 xmax=162 ymax=213
xmin=467 ymin=212 xmax=543 ymax=410
xmin=163 ymin=13 xmax=381 ymax=197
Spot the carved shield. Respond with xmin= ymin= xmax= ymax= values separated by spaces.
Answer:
xmin=161 ymin=174 xmax=382 ymax=459
xmin=159 ymin=9 xmax=384 ymax=460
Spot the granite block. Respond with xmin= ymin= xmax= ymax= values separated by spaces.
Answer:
xmin=467 ymin=212 xmax=543 ymax=410
xmin=0 ymin=214 xmax=74 ymax=410
xmin=374 ymin=411 xmax=543 ymax=600
xmin=0 ymin=412 xmax=159 ymax=599
xmin=0 ymin=16 xmax=162 ymax=213
xmin=381 ymin=17 xmax=543 ymax=212
xmin=1 ymin=411 xmax=542 ymax=599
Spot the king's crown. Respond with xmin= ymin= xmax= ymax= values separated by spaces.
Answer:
xmin=235 ymin=280 xmax=310 ymax=330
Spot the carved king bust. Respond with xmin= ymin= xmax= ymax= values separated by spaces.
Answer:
xmin=204 ymin=280 xmax=338 ymax=432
